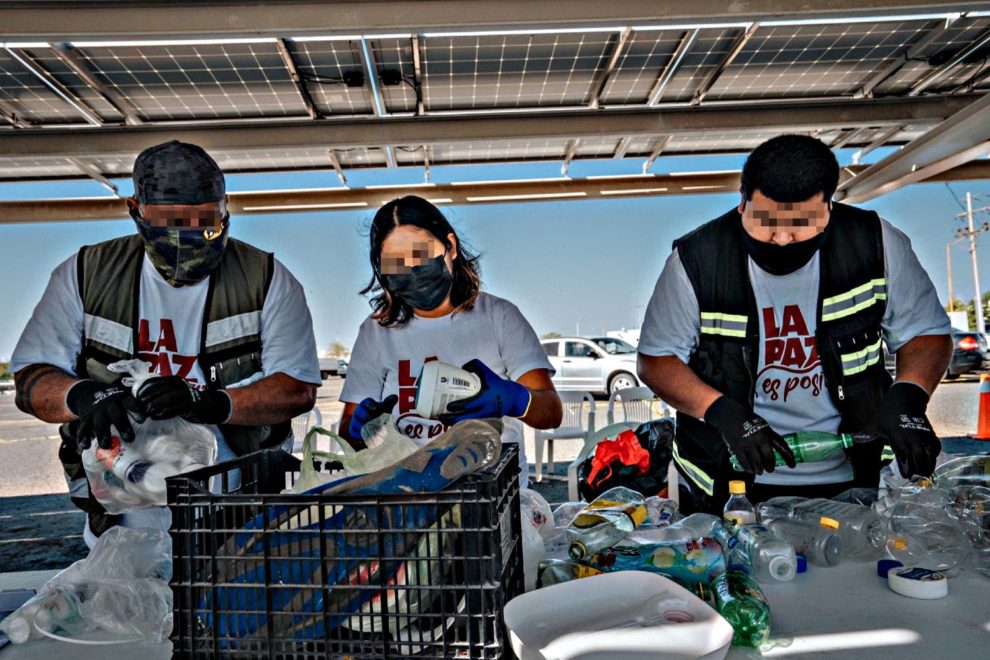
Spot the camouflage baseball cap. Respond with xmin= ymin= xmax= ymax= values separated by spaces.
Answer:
xmin=132 ymin=140 xmax=225 ymax=205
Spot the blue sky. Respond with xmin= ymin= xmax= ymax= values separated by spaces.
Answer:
xmin=3 ymin=148 xmax=990 ymax=361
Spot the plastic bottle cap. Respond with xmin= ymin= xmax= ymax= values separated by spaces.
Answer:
xmin=890 ymin=537 xmax=908 ymax=551
xmin=769 ymin=555 xmax=796 ymax=581
xmin=796 ymin=554 xmax=808 ymax=573
xmin=728 ymin=480 xmax=747 ymax=495
xmin=5 ymin=615 xmax=30 ymax=644
xmin=819 ymin=516 xmax=840 ymax=530
xmin=888 ymin=567 xmax=948 ymax=599
xmin=877 ymin=559 xmax=903 ymax=578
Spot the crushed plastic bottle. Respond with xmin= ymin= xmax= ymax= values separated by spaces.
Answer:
xmin=712 ymin=569 xmax=772 ymax=648
xmin=584 ymin=532 xmax=726 ymax=587
xmin=643 ymin=495 xmax=680 ymax=528
xmin=646 ymin=512 xmax=724 ymax=543
xmin=724 ymin=480 xmax=757 ymax=527
xmin=757 ymin=497 xmax=885 ymax=560
xmin=551 ymin=501 xmax=586 ymax=528
xmin=933 ymin=455 xmax=990 ymax=490
xmin=767 ymin=517 xmax=843 ymax=567
xmin=536 ymin=559 xmax=604 ymax=588
xmin=567 ymin=487 xmax=647 ymax=560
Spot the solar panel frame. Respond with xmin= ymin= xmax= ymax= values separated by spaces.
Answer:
xmin=0 ymin=49 xmax=90 ymax=124
xmin=288 ymin=39 xmax=376 ymax=115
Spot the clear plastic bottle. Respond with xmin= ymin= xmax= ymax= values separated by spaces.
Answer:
xmin=767 ymin=517 xmax=843 ymax=567
xmin=886 ymin=503 xmax=971 ymax=575
xmin=757 ymin=496 xmax=885 ymax=559
xmin=932 ymin=455 xmax=990 ymax=489
xmin=584 ymin=533 xmax=726 ymax=586
xmin=552 ymin=501 xmax=586 ymax=528
xmin=712 ymin=569 xmax=772 ymax=648
xmin=566 ymin=486 xmax=647 ymax=560
xmin=733 ymin=524 xmax=797 ymax=582
xmin=730 ymin=431 xmax=857 ymax=471
xmin=724 ymin=480 xmax=757 ymax=527
xmin=643 ymin=495 xmax=680 ymax=528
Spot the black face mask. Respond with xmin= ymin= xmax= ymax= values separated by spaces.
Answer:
xmin=740 ymin=225 xmax=828 ymax=276
xmin=384 ymin=254 xmax=454 ymax=311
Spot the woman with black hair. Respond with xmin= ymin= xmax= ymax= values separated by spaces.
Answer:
xmin=339 ymin=195 xmax=562 ymax=484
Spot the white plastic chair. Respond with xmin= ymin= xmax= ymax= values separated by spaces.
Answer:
xmin=606 ymin=386 xmax=671 ymax=425
xmin=290 ymin=407 xmax=323 ymax=454
xmin=533 ymin=391 xmax=596 ymax=482
xmin=566 ymin=421 xmax=639 ymax=502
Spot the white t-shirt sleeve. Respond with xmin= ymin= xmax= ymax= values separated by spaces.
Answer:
xmin=339 ymin=318 xmax=385 ymax=404
xmin=491 ymin=299 xmax=555 ymax=380
xmin=10 ymin=254 xmax=84 ymax=376
xmin=638 ymin=249 xmax=701 ymax=363
xmin=880 ymin=219 xmax=952 ymax=352
xmin=258 ymin=259 xmax=322 ymax=385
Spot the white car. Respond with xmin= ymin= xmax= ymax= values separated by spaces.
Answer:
xmin=541 ymin=336 xmax=641 ymax=395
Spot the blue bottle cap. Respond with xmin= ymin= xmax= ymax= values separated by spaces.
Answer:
xmin=796 ymin=554 xmax=808 ymax=573
xmin=877 ymin=559 xmax=903 ymax=578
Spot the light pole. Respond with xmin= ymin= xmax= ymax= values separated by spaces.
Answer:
xmin=956 ymin=192 xmax=990 ymax=334
xmin=947 ymin=242 xmax=954 ymax=312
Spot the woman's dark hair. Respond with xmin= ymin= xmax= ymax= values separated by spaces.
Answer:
xmin=740 ymin=134 xmax=840 ymax=203
xmin=361 ymin=195 xmax=482 ymax=328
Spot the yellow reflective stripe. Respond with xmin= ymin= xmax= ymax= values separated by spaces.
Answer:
xmin=700 ymin=326 xmax=747 ymax=338
xmin=700 ymin=312 xmax=748 ymax=323
xmin=841 ymin=338 xmax=883 ymax=376
xmin=822 ymin=278 xmax=886 ymax=307
xmin=840 ymin=338 xmax=883 ymax=364
xmin=822 ymin=293 xmax=887 ymax=322
xmin=881 ymin=445 xmax=895 ymax=461
xmin=672 ymin=442 xmax=715 ymax=497
xmin=700 ymin=311 xmax=747 ymax=338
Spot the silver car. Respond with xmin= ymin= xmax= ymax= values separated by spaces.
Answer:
xmin=541 ymin=336 xmax=642 ymax=394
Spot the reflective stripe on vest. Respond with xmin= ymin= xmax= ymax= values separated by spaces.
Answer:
xmin=672 ymin=441 xmax=715 ymax=497
xmin=840 ymin=337 xmax=883 ymax=376
xmin=700 ymin=312 xmax=747 ymax=338
xmin=881 ymin=445 xmax=895 ymax=461
xmin=83 ymin=313 xmax=132 ymax=354
xmin=821 ymin=278 xmax=887 ymax=322
xmin=205 ymin=310 xmax=262 ymax=349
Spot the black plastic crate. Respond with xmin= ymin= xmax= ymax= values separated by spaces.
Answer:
xmin=167 ymin=445 xmax=522 ymax=659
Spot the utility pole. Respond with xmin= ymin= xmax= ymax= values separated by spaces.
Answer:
xmin=956 ymin=192 xmax=990 ymax=334
xmin=947 ymin=242 xmax=954 ymax=312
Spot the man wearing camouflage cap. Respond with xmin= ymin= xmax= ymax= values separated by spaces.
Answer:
xmin=11 ymin=140 xmax=321 ymax=545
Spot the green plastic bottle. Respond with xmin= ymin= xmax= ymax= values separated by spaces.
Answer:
xmin=711 ymin=569 xmax=772 ymax=648
xmin=731 ymin=431 xmax=855 ymax=471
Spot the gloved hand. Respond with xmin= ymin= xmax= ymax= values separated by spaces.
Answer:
xmin=877 ymin=381 xmax=940 ymax=478
xmin=66 ymin=379 xmax=136 ymax=450
xmin=348 ymin=394 xmax=399 ymax=439
xmin=135 ymin=376 xmax=232 ymax=424
xmin=438 ymin=359 xmax=531 ymax=425
xmin=704 ymin=395 xmax=796 ymax=475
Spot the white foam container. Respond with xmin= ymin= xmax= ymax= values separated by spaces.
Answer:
xmin=503 ymin=571 xmax=733 ymax=660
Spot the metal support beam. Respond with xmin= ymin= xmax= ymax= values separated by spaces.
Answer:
xmin=65 ymin=156 xmax=119 ymax=196
xmin=561 ymin=139 xmax=581 ymax=176
xmin=0 ymin=96 xmax=973 ymax=161
xmin=613 ymin=136 xmax=631 ymax=159
xmin=276 ymin=38 xmax=319 ymax=119
xmin=831 ymin=127 xmax=865 ymax=149
xmin=642 ymin=135 xmax=670 ymax=173
xmin=360 ymin=37 xmax=387 ymax=117
xmin=411 ymin=35 xmax=425 ymax=116
xmin=2 ymin=2 xmax=984 ymax=41
xmin=648 ymin=29 xmax=698 ymax=106
xmin=854 ymin=15 xmax=960 ymax=98
xmin=422 ymin=145 xmax=432 ymax=182
xmin=327 ymin=149 xmax=347 ymax=185
xmin=909 ymin=25 xmax=990 ymax=96
xmin=383 ymin=145 xmax=398 ymax=169
xmin=588 ymin=27 xmax=632 ymax=109
xmin=5 ymin=47 xmax=103 ymax=126
xmin=852 ymin=125 xmax=902 ymax=162
xmin=837 ymin=91 xmax=990 ymax=202
xmin=692 ymin=23 xmax=760 ymax=107
xmin=0 ymin=99 xmax=30 ymax=128
xmin=51 ymin=43 xmax=143 ymax=125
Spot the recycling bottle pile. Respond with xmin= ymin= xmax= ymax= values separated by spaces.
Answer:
xmin=519 ymin=454 xmax=990 ymax=649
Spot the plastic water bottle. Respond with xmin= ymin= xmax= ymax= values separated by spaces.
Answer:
xmin=767 ymin=517 xmax=843 ymax=567
xmin=730 ymin=431 xmax=860 ymax=471
xmin=2 ymin=590 xmax=87 ymax=643
xmin=757 ymin=497 xmax=885 ymax=559
xmin=732 ymin=524 xmax=796 ymax=582
xmin=724 ymin=480 xmax=757 ymax=527
xmin=94 ymin=438 xmax=155 ymax=486
xmin=567 ymin=486 xmax=647 ymax=559
xmin=712 ymin=569 xmax=772 ymax=648
xmin=643 ymin=495 xmax=680 ymax=528
xmin=886 ymin=500 xmax=971 ymax=574
xmin=552 ymin=501 xmax=586 ymax=528
xmin=646 ymin=512 xmax=723 ymax=543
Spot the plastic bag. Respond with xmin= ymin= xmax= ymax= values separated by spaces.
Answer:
xmin=577 ymin=419 xmax=673 ymax=502
xmin=0 ymin=527 xmax=172 ymax=645
xmin=80 ymin=360 xmax=217 ymax=513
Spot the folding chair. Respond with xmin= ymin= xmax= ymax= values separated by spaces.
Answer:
xmin=533 ymin=391 xmax=595 ymax=482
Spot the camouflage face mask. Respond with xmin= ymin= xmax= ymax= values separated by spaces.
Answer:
xmin=132 ymin=210 xmax=229 ymax=286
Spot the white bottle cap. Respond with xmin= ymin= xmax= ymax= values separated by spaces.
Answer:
xmin=887 ymin=566 xmax=948 ymax=599
xmin=769 ymin=555 xmax=796 ymax=582
xmin=5 ymin=615 xmax=31 ymax=644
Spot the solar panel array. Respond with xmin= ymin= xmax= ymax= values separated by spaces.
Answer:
xmin=2 ymin=11 xmax=990 ymax=181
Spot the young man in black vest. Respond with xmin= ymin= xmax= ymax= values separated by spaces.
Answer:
xmin=11 ymin=141 xmax=321 ymax=544
xmin=637 ymin=134 xmax=952 ymax=514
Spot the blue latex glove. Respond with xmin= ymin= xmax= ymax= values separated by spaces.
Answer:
xmin=348 ymin=394 xmax=398 ymax=440
xmin=439 ymin=359 xmax=531 ymax=424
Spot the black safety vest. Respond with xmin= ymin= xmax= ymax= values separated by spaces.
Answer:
xmin=73 ymin=234 xmax=289 ymax=455
xmin=672 ymin=203 xmax=893 ymax=505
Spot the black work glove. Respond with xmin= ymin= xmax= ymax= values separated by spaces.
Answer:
xmin=66 ymin=379 xmax=136 ymax=451
xmin=135 ymin=376 xmax=232 ymax=424
xmin=876 ymin=382 xmax=940 ymax=479
xmin=704 ymin=395 xmax=797 ymax=475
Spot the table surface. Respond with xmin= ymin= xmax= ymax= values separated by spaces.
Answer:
xmin=2 ymin=562 xmax=989 ymax=659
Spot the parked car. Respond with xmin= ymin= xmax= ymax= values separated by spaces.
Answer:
xmin=318 ymin=357 xmax=348 ymax=380
xmin=884 ymin=329 xmax=990 ymax=380
xmin=541 ymin=336 xmax=641 ymax=395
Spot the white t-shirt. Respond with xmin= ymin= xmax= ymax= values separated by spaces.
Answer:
xmin=340 ymin=292 xmax=554 ymax=479
xmin=639 ymin=218 xmax=951 ymax=486
xmin=12 ymin=249 xmax=321 ymax=544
